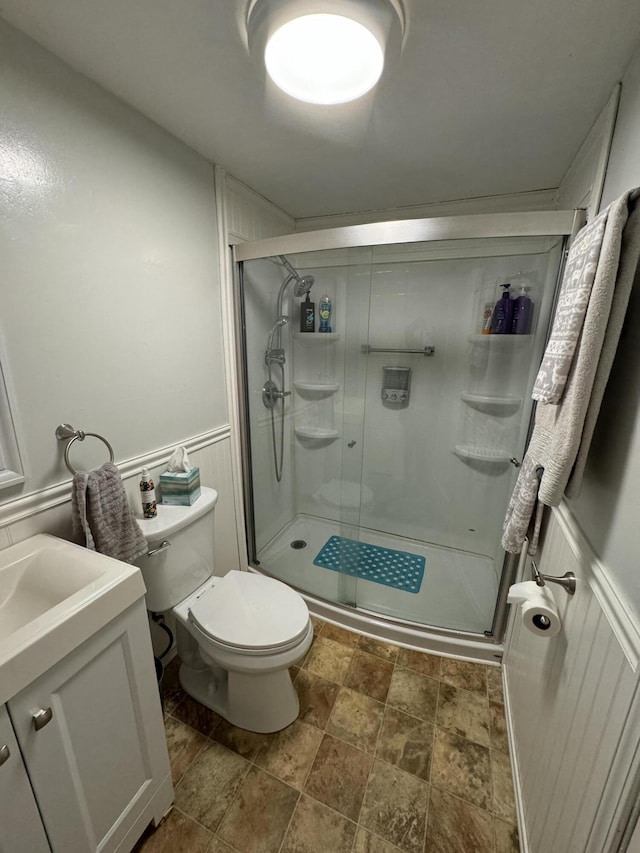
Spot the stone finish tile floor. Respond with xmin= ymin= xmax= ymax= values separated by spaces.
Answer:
xmin=135 ymin=620 xmax=519 ymax=853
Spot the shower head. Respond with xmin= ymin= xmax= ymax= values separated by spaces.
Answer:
xmin=266 ymin=315 xmax=289 ymax=357
xmin=293 ymin=275 xmax=315 ymax=297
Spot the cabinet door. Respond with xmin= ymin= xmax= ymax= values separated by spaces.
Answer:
xmin=0 ymin=704 xmax=50 ymax=853
xmin=8 ymin=601 xmax=171 ymax=853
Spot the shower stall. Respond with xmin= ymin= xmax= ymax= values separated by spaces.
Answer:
xmin=233 ymin=212 xmax=580 ymax=660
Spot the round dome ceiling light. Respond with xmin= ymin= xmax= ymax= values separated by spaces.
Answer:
xmin=247 ymin=0 xmax=406 ymax=106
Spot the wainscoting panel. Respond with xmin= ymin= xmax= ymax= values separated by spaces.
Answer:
xmin=504 ymin=503 xmax=640 ymax=853
xmin=0 ymin=428 xmax=240 ymax=575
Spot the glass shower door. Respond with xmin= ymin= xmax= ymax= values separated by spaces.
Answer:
xmin=346 ymin=236 xmax=564 ymax=633
xmin=238 ymin=227 xmax=566 ymax=638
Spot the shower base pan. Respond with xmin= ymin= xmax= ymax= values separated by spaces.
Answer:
xmin=256 ymin=514 xmax=497 ymax=639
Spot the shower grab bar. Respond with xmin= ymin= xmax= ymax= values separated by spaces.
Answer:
xmin=361 ymin=345 xmax=436 ymax=356
xmin=531 ymin=559 xmax=576 ymax=596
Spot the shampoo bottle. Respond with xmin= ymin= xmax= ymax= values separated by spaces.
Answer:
xmin=512 ymin=283 xmax=533 ymax=334
xmin=319 ymin=295 xmax=332 ymax=333
xmin=490 ymin=284 xmax=513 ymax=334
xmin=481 ymin=302 xmax=493 ymax=334
xmin=300 ymin=294 xmax=315 ymax=332
xmin=140 ymin=468 xmax=157 ymax=518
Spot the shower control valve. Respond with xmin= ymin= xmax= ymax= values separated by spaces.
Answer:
xmin=262 ymin=380 xmax=290 ymax=409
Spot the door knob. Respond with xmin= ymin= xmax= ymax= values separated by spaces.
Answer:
xmin=33 ymin=707 xmax=53 ymax=731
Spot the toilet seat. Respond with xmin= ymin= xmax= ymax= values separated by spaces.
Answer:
xmin=187 ymin=570 xmax=309 ymax=653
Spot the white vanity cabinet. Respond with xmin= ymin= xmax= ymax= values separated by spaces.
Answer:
xmin=2 ymin=600 xmax=173 ymax=853
xmin=0 ymin=703 xmax=50 ymax=853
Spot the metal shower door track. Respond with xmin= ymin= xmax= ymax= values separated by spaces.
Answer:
xmin=232 ymin=210 xmax=579 ymax=261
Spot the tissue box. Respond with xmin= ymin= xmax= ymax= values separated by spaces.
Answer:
xmin=160 ymin=466 xmax=201 ymax=505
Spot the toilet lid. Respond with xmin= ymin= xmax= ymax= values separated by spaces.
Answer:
xmin=188 ymin=571 xmax=310 ymax=651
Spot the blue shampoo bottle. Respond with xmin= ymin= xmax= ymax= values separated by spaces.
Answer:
xmin=319 ymin=295 xmax=332 ymax=332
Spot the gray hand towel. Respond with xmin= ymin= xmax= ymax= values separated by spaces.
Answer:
xmin=72 ymin=462 xmax=147 ymax=563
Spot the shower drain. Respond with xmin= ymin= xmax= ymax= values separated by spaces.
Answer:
xmin=290 ymin=539 xmax=307 ymax=550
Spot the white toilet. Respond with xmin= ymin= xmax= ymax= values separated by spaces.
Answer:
xmin=135 ymin=487 xmax=313 ymax=733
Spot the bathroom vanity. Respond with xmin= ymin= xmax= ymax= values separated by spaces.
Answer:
xmin=0 ymin=534 xmax=173 ymax=853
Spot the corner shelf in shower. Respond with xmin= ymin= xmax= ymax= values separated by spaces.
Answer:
xmin=467 ymin=334 xmax=531 ymax=345
xmin=453 ymin=445 xmax=512 ymax=467
xmin=294 ymin=381 xmax=340 ymax=396
xmin=293 ymin=333 xmax=340 ymax=342
xmin=461 ymin=393 xmax=522 ymax=416
xmin=294 ymin=426 xmax=340 ymax=442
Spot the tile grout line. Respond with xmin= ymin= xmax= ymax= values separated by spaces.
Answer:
xmin=162 ymin=629 xmax=516 ymax=853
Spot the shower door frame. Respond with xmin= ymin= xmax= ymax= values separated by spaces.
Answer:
xmin=233 ymin=209 xmax=584 ymax=652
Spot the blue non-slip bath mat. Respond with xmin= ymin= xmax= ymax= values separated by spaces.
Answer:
xmin=313 ymin=536 xmax=425 ymax=594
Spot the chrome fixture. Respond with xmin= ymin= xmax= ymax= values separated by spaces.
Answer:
xmin=246 ymin=0 xmax=406 ymax=105
xmin=262 ymin=379 xmax=291 ymax=409
xmin=531 ymin=559 xmax=576 ymax=596
xmin=382 ymin=365 xmax=411 ymax=404
xmin=264 ymin=258 xmax=314 ymax=482
xmin=265 ymin=315 xmax=289 ymax=366
xmin=33 ymin=707 xmax=54 ymax=731
xmin=55 ymin=423 xmax=115 ymax=474
xmin=362 ymin=344 xmax=435 ymax=356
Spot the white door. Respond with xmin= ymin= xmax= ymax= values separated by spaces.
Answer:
xmin=8 ymin=604 xmax=170 ymax=853
xmin=0 ymin=704 xmax=50 ymax=853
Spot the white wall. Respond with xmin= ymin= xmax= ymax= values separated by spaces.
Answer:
xmin=0 ymin=18 xmax=225 ymax=501
xmin=566 ymin=43 xmax=640 ymax=619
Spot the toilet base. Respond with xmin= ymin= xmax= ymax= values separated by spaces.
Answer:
xmin=179 ymin=661 xmax=300 ymax=733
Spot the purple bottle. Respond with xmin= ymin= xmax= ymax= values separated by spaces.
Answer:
xmin=512 ymin=285 xmax=533 ymax=334
xmin=490 ymin=284 xmax=513 ymax=334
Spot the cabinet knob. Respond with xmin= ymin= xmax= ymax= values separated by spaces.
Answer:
xmin=33 ymin=707 xmax=53 ymax=731
xmin=0 ymin=743 xmax=10 ymax=767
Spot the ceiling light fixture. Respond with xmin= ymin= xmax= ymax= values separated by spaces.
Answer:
xmin=247 ymin=0 xmax=405 ymax=105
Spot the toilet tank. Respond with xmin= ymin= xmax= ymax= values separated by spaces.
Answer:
xmin=135 ymin=486 xmax=218 ymax=612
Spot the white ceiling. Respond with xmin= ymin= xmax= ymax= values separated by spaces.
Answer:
xmin=2 ymin=0 xmax=640 ymax=219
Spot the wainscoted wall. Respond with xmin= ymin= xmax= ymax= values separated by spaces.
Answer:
xmin=504 ymin=504 xmax=640 ymax=852
xmin=0 ymin=429 xmax=239 ymax=576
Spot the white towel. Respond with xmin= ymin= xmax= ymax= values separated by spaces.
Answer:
xmin=502 ymin=188 xmax=640 ymax=554
xmin=532 ymin=208 xmax=608 ymax=404
xmin=72 ymin=462 xmax=147 ymax=563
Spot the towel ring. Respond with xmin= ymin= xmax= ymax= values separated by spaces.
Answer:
xmin=55 ymin=423 xmax=115 ymax=475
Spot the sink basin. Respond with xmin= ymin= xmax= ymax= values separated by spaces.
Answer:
xmin=0 ymin=534 xmax=145 ymax=704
